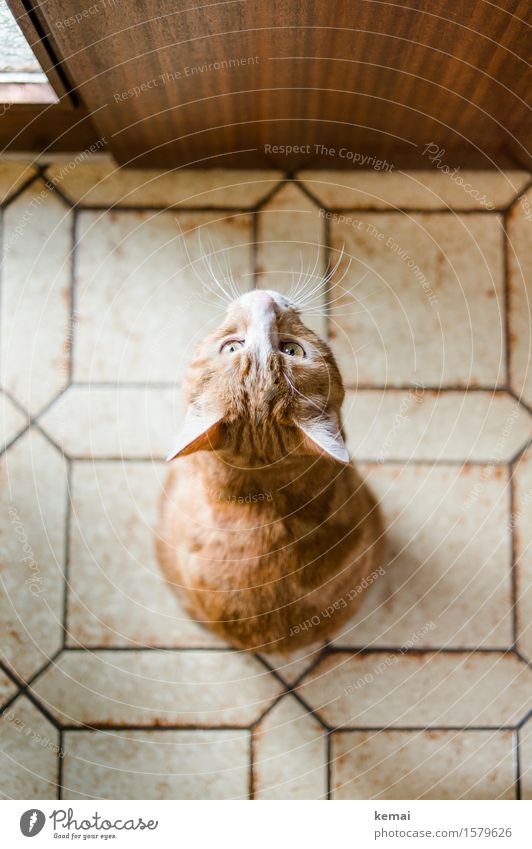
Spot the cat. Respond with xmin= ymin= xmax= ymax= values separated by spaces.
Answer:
xmin=156 ymin=288 xmax=385 ymax=652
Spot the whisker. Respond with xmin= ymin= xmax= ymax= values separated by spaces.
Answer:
xmin=291 ymin=246 xmax=327 ymax=306
xmin=197 ymin=228 xmax=235 ymax=304
xmin=290 ymin=250 xmax=319 ymax=305
xmin=173 ymin=220 xmax=231 ymax=311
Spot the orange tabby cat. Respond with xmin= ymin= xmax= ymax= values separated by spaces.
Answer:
xmin=156 ymin=289 xmax=384 ymax=652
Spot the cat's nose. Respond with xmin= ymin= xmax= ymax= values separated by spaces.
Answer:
xmin=252 ymin=290 xmax=275 ymax=308
xmin=246 ymin=291 xmax=278 ymax=366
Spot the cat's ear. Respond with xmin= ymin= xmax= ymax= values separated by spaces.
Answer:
xmin=295 ymin=412 xmax=350 ymax=464
xmin=166 ymin=407 xmax=223 ymax=461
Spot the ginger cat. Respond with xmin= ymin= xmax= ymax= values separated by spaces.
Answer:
xmin=156 ymin=289 xmax=384 ymax=652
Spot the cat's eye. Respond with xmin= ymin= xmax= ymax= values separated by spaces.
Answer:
xmin=281 ymin=341 xmax=305 ymax=357
xmin=221 ymin=339 xmax=245 ymax=354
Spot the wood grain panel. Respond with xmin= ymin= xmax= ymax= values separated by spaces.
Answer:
xmin=7 ymin=1 xmax=532 ymax=168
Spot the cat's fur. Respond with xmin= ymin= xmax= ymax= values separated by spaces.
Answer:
xmin=156 ymin=289 xmax=384 ymax=652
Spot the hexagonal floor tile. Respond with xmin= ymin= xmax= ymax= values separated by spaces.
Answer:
xmin=74 ymin=209 xmax=253 ymax=383
xmin=328 ymin=213 xmax=505 ymax=387
xmin=1 ymin=181 xmax=71 ymax=415
xmin=0 ymin=428 xmax=67 ymax=680
xmin=343 ymin=390 xmax=532 ymax=462
xmin=508 ymin=188 xmax=532 ymax=408
xmin=299 ymin=170 xmax=529 ymax=211
xmin=514 ymin=446 xmax=532 ymax=662
xmin=62 ymin=728 xmax=250 ymax=799
xmin=334 ymin=462 xmax=513 ymax=649
xmin=331 ymin=729 xmax=516 ymax=799
xmin=46 ymin=163 xmax=282 ymax=208
xmin=32 ymin=650 xmax=283 ymax=727
xmin=297 ymin=651 xmax=532 ymax=728
xmin=66 ymin=460 xmax=223 ymax=648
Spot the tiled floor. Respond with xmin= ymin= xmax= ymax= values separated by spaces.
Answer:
xmin=1 ymin=159 xmax=532 ymax=800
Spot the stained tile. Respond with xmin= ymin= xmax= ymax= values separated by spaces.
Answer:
xmin=62 ymin=729 xmax=249 ymax=799
xmin=0 ymin=162 xmax=36 ymax=204
xmin=46 ymin=162 xmax=282 ymax=208
xmin=331 ymin=730 xmax=515 ymax=799
xmin=253 ymin=696 xmax=327 ymax=799
xmin=508 ymin=188 xmax=532 ymax=407
xmin=1 ymin=182 xmax=71 ymax=414
xmin=0 ymin=390 xmax=28 ymax=452
xmin=0 ymin=670 xmax=17 ymax=709
xmin=257 ymin=182 xmax=326 ymax=335
xmin=67 ymin=461 xmax=223 ymax=648
xmin=32 ymin=650 xmax=283 ymax=727
xmin=300 ymin=171 xmax=529 ymax=210
xmin=521 ymin=716 xmax=532 ymax=800
xmin=0 ymin=429 xmax=67 ymax=680
xmin=0 ymin=696 xmax=59 ymax=799
xmin=39 ymin=386 xmax=182 ymax=459
xmin=334 ymin=463 xmax=512 ymax=649
xmin=344 ymin=390 xmax=532 ymax=462
xmin=74 ymin=210 xmax=253 ymax=382
xmin=297 ymin=652 xmax=532 ymax=728
xmin=514 ymin=447 xmax=532 ymax=662
xmin=328 ymin=213 xmax=504 ymax=387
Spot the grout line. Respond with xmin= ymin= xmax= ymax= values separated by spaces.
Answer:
xmin=57 ymin=730 xmax=64 ymax=800
xmin=44 ymin=175 xmax=77 ymax=210
xmin=0 ymin=422 xmax=31 ymax=459
xmin=38 ymin=722 xmax=524 ymax=734
xmin=357 ymin=457 xmax=512 ymax=468
xmin=508 ymin=465 xmax=518 ymax=650
xmin=323 ymin=201 xmax=332 ymax=340
xmin=332 ymin=725 xmax=518 ymax=733
xmin=252 ymin=175 xmax=290 ymax=212
xmin=249 ymin=730 xmax=255 ymax=800
xmin=505 ymin=176 xmax=532 ymax=212
xmin=64 ymin=381 xmax=509 ymax=392
xmin=57 ymin=644 xmax=520 ymax=655
xmin=509 ymin=436 xmax=532 ymax=467
xmin=517 ymin=707 xmax=532 ymax=729
xmin=254 ymin=654 xmax=330 ymax=731
xmin=62 ymin=645 xmax=238 ymax=652
xmin=1 ymin=679 xmax=62 ymax=730
xmin=514 ymin=728 xmax=522 ymax=800
xmin=64 ymin=455 xmax=517 ymax=466
xmin=326 ymin=206 xmax=503 ymax=216
xmin=0 ymin=387 xmax=69 ymax=459
xmin=326 ymin=731 xmax=332 ymax=799
xmin=59 ymin=723 xmax=251 ymax=732
xmin=68 ymin=209 xmax=79 ymax=384
xmin=344 ymin=384 xmax=511 ymax=392
xmin=69 ymin=382 xmax=180 ymax=389
xmin=77 ymin=204 xmax=257 ymax=214
xmin=0 ymin=169 xmax=42 ymax=210
xmin=508 ymin=389 xmax=532 ymax=418
xmin=67 ymin=456 xmax=165 ymax=463
xmin=0 ymin=651 xmax=61 ymax=708
xmin=324 ymin=646 xmax=521 ymax=658
xmin=292 ymin=175 xmax=329 ymax=210
xmin=515 ymin=651 xmax=532 ymax=670
xmin=62 ymin=461 xmax=72 ymax=648
xmin=502 ymin=210 xmax=511 ymax=387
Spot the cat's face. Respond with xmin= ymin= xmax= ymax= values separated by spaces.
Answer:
xmin=168 ymin=290 xmax=349 ymax=466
